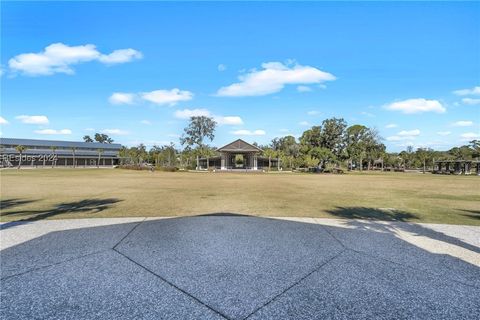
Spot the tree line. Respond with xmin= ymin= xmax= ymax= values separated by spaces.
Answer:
xmin=113 ymin=116 xmax=479 ymax=172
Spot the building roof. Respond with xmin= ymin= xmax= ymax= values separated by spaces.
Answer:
xmin=0 ymin=138 xmax=122 ymax=150
xmin=216 ymin=139 xmax=263 ymax=153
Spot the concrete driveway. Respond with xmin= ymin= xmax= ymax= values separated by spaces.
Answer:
xmin=1 ymin=215 xmax=479 ymax=319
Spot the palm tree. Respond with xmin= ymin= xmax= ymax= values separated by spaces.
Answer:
xmin=50 ymin=146 xmax=58 ymax=168
xmin=71 ymin=147 xmax=77 ymax=168
xmin=263 ymin=148 xmax=275 ymax=171
xmin=203 ymin=146 xmax=215 ymax=170
xmin=15 ymin=145 xmax=26 ymax=169
xmin=97 ymin=148 xmax=104 ymax=168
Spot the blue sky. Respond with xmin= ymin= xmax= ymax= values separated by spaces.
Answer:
xmin=1 ymin=1 xmax=479 ymax=151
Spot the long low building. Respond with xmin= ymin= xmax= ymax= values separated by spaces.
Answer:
xmin=0 ymin=138 xmax=122 ymax=168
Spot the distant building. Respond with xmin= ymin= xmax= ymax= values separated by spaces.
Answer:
xmin=199 ymin=139 xmax=279 ymax=171
xmin=0 ymin=138 xmax=122 ymax=168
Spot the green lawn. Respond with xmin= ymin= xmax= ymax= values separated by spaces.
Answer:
xmin=1 ymin=169 xmax=479 ymax=225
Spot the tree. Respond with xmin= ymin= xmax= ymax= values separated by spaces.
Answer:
xmin=470 ymin=140 xmax=480 ymax=160
xmin=83 ymin=135 xmax=94 ymax=143
xmin=345 ymin=125 xmax=369 ymax=170
xmin=149 ymin=145 xmax=162 ymax=167
xmin=263 ymin=148 xmax=276 ymax=171
xmin=299 ymin=126 xmax=322 ymax=154
xmin=416 ymin=148 xmax=433 ymax=173
xmin=271 ymin=136 xmax=297 ymax=153
xmin=71 ymin=147 xmax=77 ymax=168
xmin=448 ymin=146 xmax=472 ymax=160
xmin=310 ymin=147 xmax=335 ymax=169
xmin=50 ymin=146 xmax=58 ymax=168
xmin=15 ymin=145 xmax=26 ymax=169
xmin=303 ymin=154 xmax=319 ymax=168
xmin=97 ymin=148 xmax=104 ymax=168
xmin=201 ymin=146 xmax=216 ymax=170
xmin=94 ymin=133 xmax=114 ymax=144
xmin=180 ymin=116 xmax=217 ymax=170
xmin=151 ymin=144 xmax=178 ymax=167
xmin=320 ymin=117 xmax=347 ymax=157
xmin=118 ymin=146 xmax=129 ymax=165
xmin=128 ymin=144 xmax=148 ymax=164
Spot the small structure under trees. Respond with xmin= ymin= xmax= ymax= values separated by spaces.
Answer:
xmin=198 ymin=139 xmax=279 ymax=171
xmin=433 ymin=160 xmax=480 ymax=175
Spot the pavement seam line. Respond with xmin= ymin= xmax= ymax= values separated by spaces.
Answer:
xmin=243 ymin=248 xmax=347 ymax=320
xmin=346 ymin=248 xmax=480 ymax=290
xmin=112 ymin=217 xmax=147 ymax=250
xmin=111 ymin=248 xmax=232 ymax=320
xmin=317 ymin=222 xmax=348 ymax=249
xmin=0 ymin=249 xmax=109 ymax=281
xmin=317 ymin=220 xmax=480 ymax=290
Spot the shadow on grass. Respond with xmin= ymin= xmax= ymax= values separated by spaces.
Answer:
xmin=0 ymin=198 xmax=122 ymax=229
xmin=327 ymin=206 xmax=480 ymax=254
xmin=326 ymin=206 xmax=417 ymax=222
xmin=459 ymin=209 xmax=480 ymax=221
xmin=0 ymin=199 xmax=38 ymax=210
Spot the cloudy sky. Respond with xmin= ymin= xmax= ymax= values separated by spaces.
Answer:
xmin=1 ymin=1 xmax=479 ymax=151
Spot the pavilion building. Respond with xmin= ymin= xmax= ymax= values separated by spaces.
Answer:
xmin=199 ymin=139 xmax=279 ymax=171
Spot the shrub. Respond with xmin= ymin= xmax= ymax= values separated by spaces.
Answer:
xmin=156 ymin=166 xmax=178 ymax=172
xmin=117 ymin=164 xmax=152 ymax=171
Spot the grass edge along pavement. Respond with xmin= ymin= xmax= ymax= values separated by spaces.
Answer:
xmin=1 ymin=169 xmax=479 ymax=225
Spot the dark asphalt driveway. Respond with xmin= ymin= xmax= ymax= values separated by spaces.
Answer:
xmin=1 ymin=215 xmax=479 ymax=319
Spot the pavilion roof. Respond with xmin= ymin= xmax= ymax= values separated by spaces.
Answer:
xmin=216 ymin=139 xmax=263 ymax=153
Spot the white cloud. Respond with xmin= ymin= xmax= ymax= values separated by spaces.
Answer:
xmin=385 ymin=98 xmax=445 ymax=114
xmin=437 ymin=131 xmax=451 ymax=136
xmin=231 ymin=129 xmax=266 ymax=136
xmin=297 ymin=85 xmax=312 ymax=93
xmin=98 ymin=49 xmax=142 ymax=64
xmin=101 ymin=129 xmax=129 ymax=135
xmin=398 ymin=129 xmax=420 ymax=136
xmin=385 ymin=123 xmax=397 ymax=128
xmin=218 ymin=64 xmax=226 ymax=72
xmin=453 ymin=86 xmax=480 ymax=96
xmin=174 ymin=108 xmax=211 ymax=119
xmin=452 ymin=120 xmax=473 ymax=127
xmin=299 ymin=121 xmax=310 ymax=126
xmin=386 ymin=136 xmax=415 ymax=142
xmin=174 ymin=108 xmax=243 ymax=125
xmin=16 ymin=115 xmax=49 ymax=125
xmin=109 ymin=92 xmax=136 ymax=105
xmin=462 ymin=98 xmax=480 ymax=105
xmin=216 ymin=61 xmax=335 ymax=97
xmin=85 ymin=128 xmax=95 ymax=132
xmin=141 ymin=88 xmax=193 ymax=106
xmin=34 ymin=129 xmax=72 ymax=135
xmin=307 ymin=110 xmax=320 ymax=116
xmin=216 ymin=116 xmax=243 ymax=125
xmin=141 ymin=120 xmax=152 ymax=125
xmin=460 ymin=132 xmax=480 ymax=140
xmin=167 ymin=133 xmax=180 ymax=138
xmin=0 ymin=116 xmax=8 ymax=125
xmin=9 ymin=43 xmax=142 ymax=76
xmin=387 ymin=129 xmax=420 ymax=141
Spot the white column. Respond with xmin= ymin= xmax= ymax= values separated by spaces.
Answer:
xmin=253 ymin=154 xmax=258 ymax=170
xmin=221 ymin=153 xmax=226 ymax=170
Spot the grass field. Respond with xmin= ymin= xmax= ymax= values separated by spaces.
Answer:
xmin=1 ymin=169 xmax=479 ymax=225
